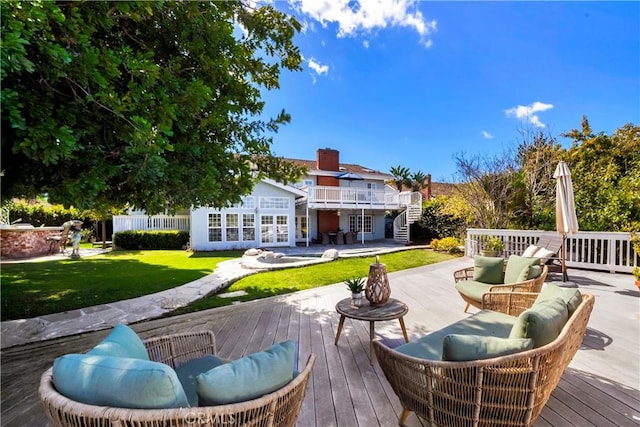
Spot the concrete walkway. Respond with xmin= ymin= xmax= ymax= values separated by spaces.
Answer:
xmin=1 ymin=242 xmax=421 ymax=349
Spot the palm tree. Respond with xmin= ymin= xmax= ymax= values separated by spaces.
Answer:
xmin=410 ymin=171 xmax=427 ymax=192
xmin=389 ymin=165 xmax=411 ymax=191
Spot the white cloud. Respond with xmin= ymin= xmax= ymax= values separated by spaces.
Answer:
xmin=363 ymin=40 xmax=370 ymax=48
xmin=482 ymin=130 xmax=493 ymax=139
xmin=288 ymin=0 xmax=437 ymax=48
xmin=308 ymin=58 xmax=329 ymax=76
xmin=505 ymin=101 xmax=554 ymax=128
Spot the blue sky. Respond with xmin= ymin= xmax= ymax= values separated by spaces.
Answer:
xmin=260 ymin=1 xmax=640 ymax=182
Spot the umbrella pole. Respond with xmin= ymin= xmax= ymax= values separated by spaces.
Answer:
xmin=561 ymin=234 xmax=568 ymax=282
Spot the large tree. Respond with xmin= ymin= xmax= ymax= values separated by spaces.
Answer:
xmin=1 ymin=1 xmax=306 ymax=213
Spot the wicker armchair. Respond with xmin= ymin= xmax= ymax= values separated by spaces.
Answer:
xmin=373 ymin=292 xmax=594 ymax=427
xmin=39 ymin=331 xmax=316 ymax=427
xmin=453 ymin=261 xmax=548 ymax=312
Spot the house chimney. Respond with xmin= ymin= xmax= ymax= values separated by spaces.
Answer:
xmin=317 ymin=148 xmax=339 ymax=171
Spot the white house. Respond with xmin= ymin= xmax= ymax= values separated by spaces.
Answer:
xmin=113 ymin=148 xmax=422 ymax=250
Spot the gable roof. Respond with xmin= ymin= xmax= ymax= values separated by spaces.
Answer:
xmin=284 ymin=158 xmax=393 ymax=179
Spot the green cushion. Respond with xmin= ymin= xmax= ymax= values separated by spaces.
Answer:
xmin=87 ymin=324 xmax=149 ymax=360
xmin=442 ymin=335 xmax=534 ymax=361
xmin=52 ymin=354 xmax=189 ymax=409
xmin=508 ymin=297 xmax=569 ymax=347
xmin=175 ymin=355 xmax=228 ymax=407
xmin=395 ymin=310 xmax=517 ymax=360
xmin=473 ymin=256 xmax=504 ymax=284
xmin=455 ymin=280 xmax=493 ymax=303
xmin=527 ymin=265 xmax=543 ymax=280
xmin=535 ymin=283 xmax=582 ymax=316
xmin=504 ymin=255 xmax=541 ymax=284
xmin=197 ymin=340 xmax=296 ymax=405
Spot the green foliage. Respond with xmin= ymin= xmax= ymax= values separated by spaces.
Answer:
xmin=389 ymin=165 xmax=411 ymax=191
xmin=344 ymin=276 xmax=365 ymax=293
xmin=415 ymin=197 xmax=466 ymax=241
xmin=633 ymin=266 xmax=640 ymax=281
xmin=481 ymin=236 xmax=504 ymax=252
xmin=5 ymin=199 xmax=82 ymax=226
xmin=113 ymin=230 xmax=189 ymax=250
xmin=563 ymin=118 xmax=640 ymax=231
xmin=1 ymin=1 xmax=306 ymax=213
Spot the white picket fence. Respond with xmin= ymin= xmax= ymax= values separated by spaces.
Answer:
xmin=465 ymin=228 xmax=638 ymax=274
xmin=112 ymin=215 xmax=190 ymax=234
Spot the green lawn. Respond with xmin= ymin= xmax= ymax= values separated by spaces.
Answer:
xmin=1 ymin=250 xmax=242 ymax=320
xmin=1 ymin=248 xmax=457 ymax=321
xmin=171 ymin=249 xmax=457 ymax=315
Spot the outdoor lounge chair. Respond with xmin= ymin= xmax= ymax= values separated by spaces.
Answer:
xmin=39 ymin=329 xmax=315 ymax=427
xmin=374 ymin=287 xmax=595 ymax=426
xmin=453 ymin=255 xmax=548 ymax=312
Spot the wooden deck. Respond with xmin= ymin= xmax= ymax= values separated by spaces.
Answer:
xmin=2 ymin=257 xmax=639 ymax=426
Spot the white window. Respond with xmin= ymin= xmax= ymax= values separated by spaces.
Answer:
xmin=276 ymin=215 xmax=288 ymax=242
xmin=226 ymin=213 xmax=239 ymax=241
xmin=208 ymin=213 xmax=222 ymax=242
xmin=243 ymin=214 xmax=255 ymax=241
xmin=240 ymin=196 xmax=255 ymax=209
xmin=349 ymin=215 xmax=373 ymax=233
xmin=259 ymin=197 xmax=289 ymax=209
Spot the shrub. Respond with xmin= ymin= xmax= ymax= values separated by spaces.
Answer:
xmin=114 ymin=230 xmax=189 ymax=250
xmin=431 ymin=236 xmax=461 ymax=253
xmin=5 ymin=199 xmax=82 ymax=226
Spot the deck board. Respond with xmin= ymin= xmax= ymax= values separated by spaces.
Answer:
xmin=1 ymin=257 xmax=639 ymax=427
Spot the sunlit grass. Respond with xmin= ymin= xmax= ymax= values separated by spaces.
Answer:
xmin=171 ymin=249 xmax=457 ymax=315
xmin=1 ymin=250 xmax=243 ymax=320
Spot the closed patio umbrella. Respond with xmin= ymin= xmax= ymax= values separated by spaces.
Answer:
xmin=554 ymin=161 xmax=579 ymax=282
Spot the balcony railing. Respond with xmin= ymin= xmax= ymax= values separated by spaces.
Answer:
xmin=306 ymin=186 xmax=417 ymax=210
xmin=465 ymin=228 xmax=638 ymax=274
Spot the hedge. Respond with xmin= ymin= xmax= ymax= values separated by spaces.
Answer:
xmin=113 ymin=230 xmax=189 ymax=250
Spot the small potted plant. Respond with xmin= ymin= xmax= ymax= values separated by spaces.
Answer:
xmin=345 ymin=276 xmax=365 ymax=307
xmin=632 ymin=266 xmax=640 ymax=290
xmin=480 ymin=236 xmax=504 ymax=257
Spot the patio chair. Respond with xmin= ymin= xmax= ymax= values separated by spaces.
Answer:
xmin=335 ymin=230 xmax=344 ymax=245
xmin=454 ymin=255 xmax=548 ymax=312
xmin=345 ymin=231 xmax=356 ymax=244
xmin=40 ymin=329 xmax=316 ymax=427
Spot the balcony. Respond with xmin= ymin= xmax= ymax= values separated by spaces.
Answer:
xmin=304 ymin=186 xmax=421 ymax=210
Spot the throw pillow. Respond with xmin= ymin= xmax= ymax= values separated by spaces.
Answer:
xmin=52 ymin=354 xmax=189 ymax=409
xmin=87 ymin=323 xmax=149 ymax=360
xmin=508 ymin=297 xmax=569 ymax=347
xmin=535 ymin=283 xmax=582 ymax=317
xmin=527 ymin=265 xmax=543 ymax=280
xmin=442 ymin=335 xmax=534 ymax=361
xmin=197 ymin=340 xmax=297 ymax=406
xmin=534 ymin=247 xmax=556 ymax=265
xmin=522 ymin=245 xmax=540 ymax=257
xmin=473 ymin=256 xmax=504 ymax=284
xmin=504 ymin=255 xmax=541 ymax=284
xmin=175 ymin=355 xmax=228 ymax=407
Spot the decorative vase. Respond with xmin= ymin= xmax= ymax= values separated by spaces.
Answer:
xmin=351 ymin=292 xmax=363 ymax=307
xmin=480 ymin=250 xmax=498 ymax=257
xmin=365 ymin=255 xmax=391 ymax=306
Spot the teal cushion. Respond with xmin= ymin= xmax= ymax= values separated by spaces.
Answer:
xmin=455 ymin=280 xmax=493 ymax=303
xmin=197 ymin=340 xmax=296 ymax=405
xmin=442 ymin=335 xmax=534 ymax=361
xmin=396 ymin=310 xmax=517 ymax=360
xmin=86 ymin=324 xmax=149 ymax=360
xmin=535 ymin=283 xmax=582 ymax=317
xmin=52 ymin=354 xmax=189 ymax=409
xmin=472 ymin=256 xmax=504 ymax=284
xmin=504 ymin=255 xmax=541 ymax=284
xmin=508 ymin=297 xmax=569 ymax=347
xmin=175 ymin=355 xmax=228 ymax=407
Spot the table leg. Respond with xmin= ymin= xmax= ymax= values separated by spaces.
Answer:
xmin=398 ymin=317 xmax=409 ymax=343
xmin=334 ymin=315 xmax=346 ymax=345
xmin=369 ymin=321 xmax=375 ymax=366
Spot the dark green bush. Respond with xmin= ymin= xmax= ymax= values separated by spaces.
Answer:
xmin=114 ymin=230 xmax=189 ymax=250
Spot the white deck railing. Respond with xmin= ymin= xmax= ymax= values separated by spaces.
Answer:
xmin=113 ymin=215 xmax=190 ymax=234
xmin=465 ymin=228 xmax=638 ymax=273
xmin=306 ymin=186 xmax=418 ymax=210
